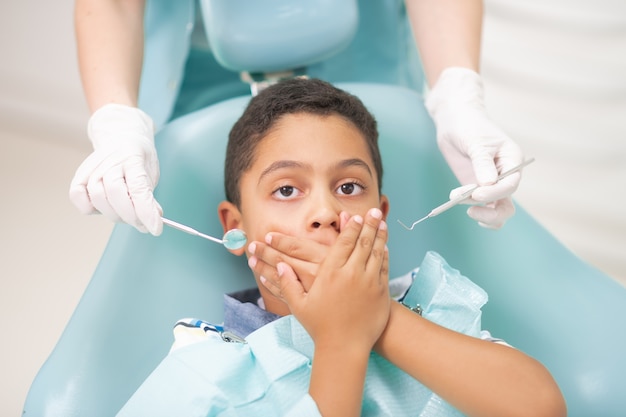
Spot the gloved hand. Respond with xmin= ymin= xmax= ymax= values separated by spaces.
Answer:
xmin=425 ymin=67 xmax=524 ymax=229
xmin=69 ymin=103 xmax=163 ymax=235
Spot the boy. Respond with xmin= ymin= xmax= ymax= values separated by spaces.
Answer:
xmin=118 ymin=78 xmax=565 ymax=416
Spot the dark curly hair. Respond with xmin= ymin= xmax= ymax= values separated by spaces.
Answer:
xmin=224 ymin=78 xmax=382 ymax=207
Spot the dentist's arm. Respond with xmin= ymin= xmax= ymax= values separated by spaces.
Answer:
xmin=405 ymin=0 xmax=482 ymax=85
xmin=70 ymin=0 xmax=163 ymax=235
xmin=406 ymin=0 xmax=524 ymax=229
xmin=75 ymin=0 xmax=144 ymax=110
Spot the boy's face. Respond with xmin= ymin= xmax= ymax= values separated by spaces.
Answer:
xmin=219 ymin=112 xmax=388 ymax=253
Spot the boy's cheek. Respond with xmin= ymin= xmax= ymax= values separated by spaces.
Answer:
xmin=245 ymin=222 xmax=299 ymax=245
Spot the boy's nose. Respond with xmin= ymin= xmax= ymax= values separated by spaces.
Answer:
xmin=307 ymin=193 xmax=341 ymax=233
xmin=310 ymin=214 xmax=338 ymax=231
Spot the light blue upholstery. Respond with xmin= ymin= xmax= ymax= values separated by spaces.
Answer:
xmin=200 ymin=0 xmax=358 ymax=73
xmin=24 ymin=84 xmax=626 ymax=416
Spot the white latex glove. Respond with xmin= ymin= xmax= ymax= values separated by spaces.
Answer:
xmin=69 ymin=103 xmax=163 ymax=235
xmin=425 ymin=67 xmax=525 ymax=229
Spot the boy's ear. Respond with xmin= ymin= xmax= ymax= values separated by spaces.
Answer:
xmin=217 ymin=201 xmax=246 ymax=256
xmin=379 ymin=194 xmax=390 ymax=221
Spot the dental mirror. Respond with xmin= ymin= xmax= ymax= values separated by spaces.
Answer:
xmin=161 ymin=217 xmax=247 ymax=250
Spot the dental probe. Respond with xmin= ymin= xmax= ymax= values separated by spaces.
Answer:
xmin=398 ymin=158 xmax=535 ymax=230
xmin=161 ymin=217 xmax=248 ymax=250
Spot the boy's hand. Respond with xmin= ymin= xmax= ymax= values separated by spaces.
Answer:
xmin=249 ymin=236 xmax=327 ymax=294
xmin=269 ymin=208 xmax=390 ymax=350
xmin=248 ymin=211 xmax=349 ymax=294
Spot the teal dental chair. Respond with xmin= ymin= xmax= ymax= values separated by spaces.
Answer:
xmin=24 ymin=82 xmax=626 ymax=416
xmin=25 ymin=2 xmax=626 ymax=416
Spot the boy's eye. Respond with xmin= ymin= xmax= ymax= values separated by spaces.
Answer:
xmin=272 ymin=185 xmax=301 ymax=200
xmin=337 ymin=182 xmax=365 ymax=196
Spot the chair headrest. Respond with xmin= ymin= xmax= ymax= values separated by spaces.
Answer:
xmin=199 ymin=0 xmax=358 ymax=73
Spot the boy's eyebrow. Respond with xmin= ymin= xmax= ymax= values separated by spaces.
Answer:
xmin=336 ymin=158 xmax=373 ymax=177
xmin=258 ymin=158 xmax=373 ymax=184
xmin=259 ymin=160 xmax=305 ymax=183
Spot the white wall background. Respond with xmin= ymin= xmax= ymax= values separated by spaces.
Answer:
xmin=1 ymin=0 xmax=624 ymax=415
xmin=481 ymin=0 xmax=626 ymax=285
xmin=0 ymin=1 xmax=113 ymax=415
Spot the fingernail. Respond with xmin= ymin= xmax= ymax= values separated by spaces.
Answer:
xmin=248 ymin=242 xmax=256 ymax=254
xmin=353 ymin=215 xmax=363 ymax=224
xmin=371 ymin=208 xmax=382 ymax=219
xmin=378 ymin=220 xmax=387 ymax=230
xmin=276 ymin=263 xmax=285 ymax=277
xmin=260 ymin=275 xmax=268 ymax=285
xmin=265 ymin=234 xmax=272 ymax=244
xmin=248 ymin=256 xmax=257 ymax=268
